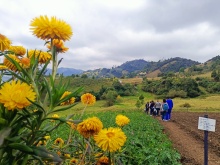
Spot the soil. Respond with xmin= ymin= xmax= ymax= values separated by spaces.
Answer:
xmin=157 ymin=112 xmax=220 ymax=165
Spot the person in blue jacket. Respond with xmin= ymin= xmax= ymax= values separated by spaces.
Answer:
xmin=166 ymin=98 xmax=173 ymax=120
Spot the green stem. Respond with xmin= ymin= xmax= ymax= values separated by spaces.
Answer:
xmin=21 ymin=154 xmax=29 ymax=165
xmin=79 ymin=102 xmax=88 ymax=120
xmin=108 ymin=151 xmax=111 ymax=165
xmin=51 ymin=39 xmax=58 ymax=82
xmin=66 ymin=127 xmax=72 ymax=145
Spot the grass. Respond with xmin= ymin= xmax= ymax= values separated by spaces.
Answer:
xmin=173 ymin=95 xmax=220 ymax=112
xmin=55 ymin=93 xmax=220 ymax=118
xmin=119 ymin=78 xmax=143 ymax=85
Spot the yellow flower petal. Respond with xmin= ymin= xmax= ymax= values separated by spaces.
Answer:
xmin=0 ymin=80 xmax=36 ymax=110
xmin=3 ymin=54 xmax=21 ymax=72
xmin=77 ymin=117 xmax=103 ymax=138
xmin=60 ymin=91 xmax=75 ymax=105
xmin=94 ymin=127 xmax=127 ymax=152
xmin=115 ymin=114 xmax=130 ymax=127
xmin=81 ymin=93 xmax=96 ymax=105
xmin=30 ymin=15 xmax=73 ymax=41
xmin=9 ymin=46 xmax=26 ymax=56
xmin=0 ymin=34 xmax=11 ymax=51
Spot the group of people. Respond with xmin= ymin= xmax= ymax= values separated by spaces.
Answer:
xmin=145 ymin=98 xmax=173 ymax=121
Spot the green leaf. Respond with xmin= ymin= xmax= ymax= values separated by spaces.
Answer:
xmin=0 ymin=127 xmax=11 ymax=146
xmin=42 ymin=77 xmax=52 ymax=107
xmin=55 ymin=87 xmax=83 ymax=107
xmin=51 ymin=103 xmax=77 ymax=114
xmin=8 ymin=143 xmax=33 ymax=153
xmin=44 ymin=117 xmax=67 ymax=123
xmin=31 ymin=146 xmax=62 ymax=162
xmin=4 ymin=55 xmax=31 ymax=81
xmin=30 ymin=49 xmax=40 ymax=72
xmin=0 ymin=117 xmax=8 ymax=125
xmin=7 ymin=70 xmax=29 ymax=84
xmin=37 ymin=60 xmax=50 ymax=81
xmin=27 ymin=99 xmax=45 ymax=114
xmin=5 ymin=135 xmax=22 ymax=142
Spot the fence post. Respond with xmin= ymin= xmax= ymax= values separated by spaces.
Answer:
xmin=204 ymin=114 xmax=208 ymax=165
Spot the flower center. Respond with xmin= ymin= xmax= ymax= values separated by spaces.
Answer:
xmin=106 ymin=132 xmax=114 ymax=138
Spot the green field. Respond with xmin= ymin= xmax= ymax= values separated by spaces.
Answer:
xmin=48 ymin=110 xmax=181 ymax=165
xmin=55 ymin=93 xmax=220 ymax=117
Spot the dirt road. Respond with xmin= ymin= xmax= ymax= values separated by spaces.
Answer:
xmin=157 ymin=112 xmax=220 ymax=165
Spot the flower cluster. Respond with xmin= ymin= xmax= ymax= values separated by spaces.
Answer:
xmin=0 ymin=15 xmax=130 ymax=165
xmin=0 ymin=15 xmax=74 ymax=164
xmin=52 ymin=114 xmax=129 ymax=164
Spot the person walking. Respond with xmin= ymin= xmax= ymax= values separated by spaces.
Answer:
xmin=155 ymin=100 xmax=161 ymax=116
xmin=145 ymin=102 xmax=150 ymax=114
xmin=166 ymin=98 xmax=173 ymax=120
xmin=161 ymin=99 xmax=169 ymax=121
xmin=149 ymin=100 xmax=155 ymax=116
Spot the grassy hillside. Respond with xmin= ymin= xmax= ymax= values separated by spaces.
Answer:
xmin=119 ymin=77 xmax=143 ymax=85
xmin=55 ymin=77 xmax=113 ymax=93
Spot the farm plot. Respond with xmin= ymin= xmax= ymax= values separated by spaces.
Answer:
xmin=158 ymin=112 xmax=220 ymax=165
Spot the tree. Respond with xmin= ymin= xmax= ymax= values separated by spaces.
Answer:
xmin=211 ymin=70 xmax=220 ymax=81
xmin=135 ymin=99 xmax=142 ymax=109
xmin=81 ymin=74 xmax=88 ymax=78
xmin=104 ymin=90 xmax=118 ymax=106
xmin=139 ymin=94 xmax=145 ymax=105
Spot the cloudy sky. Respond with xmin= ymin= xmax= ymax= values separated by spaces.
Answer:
xmin=1 ymin=0 xmax=220 ymax=71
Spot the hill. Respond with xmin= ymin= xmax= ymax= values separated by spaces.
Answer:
xmin=46 ymin=55 xmax=220 ymax=78
xmin=83 ymin=57 xmax=200 ymax=78
xmin=180 ymin=55 xmax=220 ymax=78
xmin=46 ymin=67 xmax=84 ymax=76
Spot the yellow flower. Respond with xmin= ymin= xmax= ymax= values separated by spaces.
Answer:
xmin=33 ymin=109 xmax=38 ymax=112
xmin=57 ymin=151 xmax=61 ymax=156
xmin=64 ymin=153 xmax=71 ymax=159
xmin=52 ymin=114 xmax=59 ymax=118
xmin=115 ymin=114 xmax=130 ymax=127
xmin=94 ymin=127 xmax=127 ymax=152
xmin=67 ymin=119 xmax=77 ymax=130
xmin=9 ymin=46 xmax=26 ymax=56
xmin=37 ymin=140 xmax=46 ymax=146
xmin=30 ymin=15 xmax=73 ymax=41
xmin=96 ymin=156 xmax=109 ymax=165
xmin=47 ymin=39 xmax=69 ymax=53
xmin=3 ymin=54 xmax=21 ymax=72
xmin=60 ymin=91 xmax=75 ymax=106
xmin=70 ymin=158 xmax=78 ymax=164
xmin=81 ymin=93 xmax=96 ymax=105
xmin=0 ymin=65 xmax=8 ymax=70
xmin=77 ymin=117 xmax=103 ymax=138
xmin=95 ymin=152 xmax=103 ymax=158
xmin=51 ymin=114 xmax=59 ymax=122
xmin=0 ymin=80 xmax=36 ymax=110
xmin=0 ymin=34 xmax=11 ymax=51
xmin=28 ymin=49 xmax=51 ymax=64
xmin=44 ymin=135 xmax=50 ymax=140
xmin=20 ymin=57 xmax=30 ymax=68
xmin=54 ymin=138 xmax=64 ymax=147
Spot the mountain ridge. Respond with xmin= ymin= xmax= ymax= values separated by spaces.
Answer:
xmin=83 ymin=57 xmax=201 ymax=78
xmin=48 ymin=56 xmax=220 ymax=78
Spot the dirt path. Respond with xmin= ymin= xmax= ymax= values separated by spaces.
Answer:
xmin=157 ymin=117 xmax=220 ymax=165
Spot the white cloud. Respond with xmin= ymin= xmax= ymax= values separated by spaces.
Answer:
xmin=1 ymin=0 xmax=220 ymax=70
